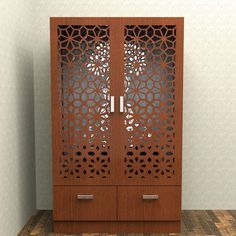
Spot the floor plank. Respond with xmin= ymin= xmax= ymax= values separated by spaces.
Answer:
xmin=18 ymin=210 xmax=236 ymax=236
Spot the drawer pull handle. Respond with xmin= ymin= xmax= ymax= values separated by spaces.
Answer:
xmin=143 ymin=194 xmax=159 ymax=200
xmin=77 ymin=194 xmax=94 ymax=200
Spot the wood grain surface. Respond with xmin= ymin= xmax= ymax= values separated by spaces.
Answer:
xmin=18 ymin=210 xmax=236 ymax=236
xmin=53 ymin=186 xmax=116 ymax=221
xmin=117 ymin=186 xmax=181 ymax=221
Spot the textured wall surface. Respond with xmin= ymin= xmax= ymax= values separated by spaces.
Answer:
xmin=34 ymin=0 xmax=236 ymax=209
xmin=0 ymin=0 xmax=36 ymax=235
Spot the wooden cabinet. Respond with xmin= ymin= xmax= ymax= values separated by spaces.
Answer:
xmin=50 ymin=17 xmax=184 ymax=233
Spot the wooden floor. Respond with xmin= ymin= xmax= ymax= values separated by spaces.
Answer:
xmin=18 ymin=210 xmax=236 ymax=236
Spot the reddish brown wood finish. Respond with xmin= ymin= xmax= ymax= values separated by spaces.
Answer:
xmin=118 ymin=18 xmax=184 ymax=186
xmin=54 ymin=221 xmax=181 ymax=233
xmin=50 ymin=17 xmax=184 ymax=233
xmin=53 ymin=186 xmax=116 ymax=221
xmin=118 ymin=186 xmax=181 ymax=221
xmin=51 ymin=18 xmax=116 ymax=186
xmin=51 ymin=17 xmax=183 ymax=187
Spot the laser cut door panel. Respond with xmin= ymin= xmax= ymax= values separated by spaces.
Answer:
xmin=119 ymin=20 xmax=183 ymax=185
xmin=52 ymin=18 xmax=119 ymax=185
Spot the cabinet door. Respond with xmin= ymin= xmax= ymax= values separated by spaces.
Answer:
xmin=118 ymin=18 xmax=183 ymax=185
xmin=51 ymin=18 xmax=120 ymax=185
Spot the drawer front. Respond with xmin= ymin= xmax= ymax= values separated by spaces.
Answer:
xmin=54 ymin=186 xmax=116 ymax=221
xmin=118 ymin=186 xmax=181 ymax=221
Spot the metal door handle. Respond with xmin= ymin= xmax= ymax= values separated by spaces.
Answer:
xmin=120 ymin=96 xmax=124 ymax=113
xmin=142 ymin=194 xmax=159 ymax=200
xmin=110 ymin=96 xmax=114 ymax=113
xmin=77 ymin=194 xmax=94 ymax=200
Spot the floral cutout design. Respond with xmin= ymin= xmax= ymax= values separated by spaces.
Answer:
xmin=60 ymin=146 xmax=110 ymax=179
xmin=57 ymin=25 xmax=111 ymax=180
xmin=125 ymin=145 xmax=175 ymax=179
xmin=124 ymin=25 xmax=176 ymax=180
xmin=125 ymin=43 xmax=147 ymax=76
xmin=87 ymin=42 xmax=110 ymax=76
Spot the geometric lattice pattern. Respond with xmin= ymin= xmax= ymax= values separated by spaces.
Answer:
xmin=124 ymin=145 xmax=175 ymax=179
xmin=57 ymin=25 xmax=111 ymax=179
xmin=124 ymin=25 xmax=176 ymax=179
xmin=60 ymin=145 xmax=110 ymax=179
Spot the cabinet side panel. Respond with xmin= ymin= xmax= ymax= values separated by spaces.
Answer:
xmin=50 ymin=18 xmax=61 ymax=188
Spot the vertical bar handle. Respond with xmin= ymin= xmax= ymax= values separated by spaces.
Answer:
xmin=110 ymin=96 xmax=115 ymax=113
xmin=120 ymin=96 xmax=124 ymax=113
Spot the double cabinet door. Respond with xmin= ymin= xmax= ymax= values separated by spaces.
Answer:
xmin=51 ymin=17 xmax=183 ymax=221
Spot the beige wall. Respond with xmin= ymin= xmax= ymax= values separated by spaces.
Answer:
xmin=34 ymin=0 xmax=236 ymax=209
xmin=0 ymin=0 xmax=36 ymax=235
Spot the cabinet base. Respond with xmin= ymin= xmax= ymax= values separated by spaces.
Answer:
xmin=54 ymin=221 xmax=181 ymax=233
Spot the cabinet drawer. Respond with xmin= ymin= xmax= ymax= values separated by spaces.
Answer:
xmin=118 ymin=186 xmax=181 ymax=221
xmin=54 ymin=186 xmax=116 ymax=221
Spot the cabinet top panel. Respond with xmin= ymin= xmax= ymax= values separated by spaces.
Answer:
xmin=50 ymin=17 xmax=184 ymax=26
